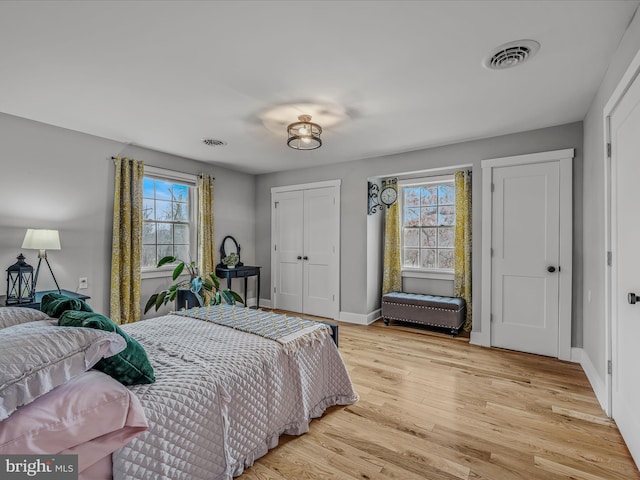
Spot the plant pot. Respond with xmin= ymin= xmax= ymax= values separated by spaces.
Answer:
xmin=176 ymin=290 xmax=200 ymax=310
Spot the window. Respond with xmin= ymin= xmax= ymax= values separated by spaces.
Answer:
xmin=401 ymin=178 xmax=455 ymax=271
xmin=141 ymin=167 xmax=197 ymax=275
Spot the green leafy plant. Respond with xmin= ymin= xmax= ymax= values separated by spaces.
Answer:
xmin=222 ymin=252 xmax=239 ymax=267
xmin=144 ymin=256 xmax=243 ymax=314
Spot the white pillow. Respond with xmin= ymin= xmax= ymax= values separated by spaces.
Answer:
xmin=0 ymin=307 xmax=50 ymax=329
xmin=0 ymin=320 xmax=126 ymax=420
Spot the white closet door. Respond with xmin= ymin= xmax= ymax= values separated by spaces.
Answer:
xmin=491 ymin=161 xmax=560 ymax=357
xmin=611 ymin=67 xmax=640 ymax=467
xmin=273 ymin=190 xmax=303 ymax=313
xmin=302 ymin=187 xmax=337 ymax=317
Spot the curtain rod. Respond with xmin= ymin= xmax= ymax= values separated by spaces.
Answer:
xmin=110 ymin=156 xmax=215 ymax=180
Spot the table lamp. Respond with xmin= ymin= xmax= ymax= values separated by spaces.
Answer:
xmin=21 ymin=228 xmax=61 ymax=294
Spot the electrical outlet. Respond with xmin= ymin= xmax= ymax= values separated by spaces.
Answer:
xmin=79 ymin=277 xmax=88 ymax=290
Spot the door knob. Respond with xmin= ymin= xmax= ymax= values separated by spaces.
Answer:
xmin=297 ymin=256 xmax=302 ymax=260
xmin=547 ymin=266 xmax=556 ymax=273
xmin=629 ymin=293 xmax=638 ymax=305
xmin=303 ymin=256 xmax=309 ymax=260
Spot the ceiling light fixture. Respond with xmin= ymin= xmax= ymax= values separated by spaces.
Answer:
xmin=287 ymin=115 xmax=322 ymax=150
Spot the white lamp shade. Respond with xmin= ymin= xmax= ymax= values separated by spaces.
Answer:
xmin=21 ymin=229 xmax=61 ymax=250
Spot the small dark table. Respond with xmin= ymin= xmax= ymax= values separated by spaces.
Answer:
xmin=7 ymin=289 xmax=90 ymax=310
xmin=215 ymin=265 xmax=261 ymax=308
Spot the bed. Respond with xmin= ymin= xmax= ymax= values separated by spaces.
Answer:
xmin=0 ymin=305 xmax=357 ymax=480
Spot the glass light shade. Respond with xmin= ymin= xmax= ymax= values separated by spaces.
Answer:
xmin=287 ymin=114 xmax=322 ymax=150
xmin=22 ymin=229 xmax=61 ymax=251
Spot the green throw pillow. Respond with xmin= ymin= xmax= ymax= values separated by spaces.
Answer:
xmin=58 ymin=310 xmax=155 ymax=386
xmin=41 ymin=293 xmax=93 ymax=318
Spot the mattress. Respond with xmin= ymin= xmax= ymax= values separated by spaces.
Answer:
xmin=114 ymin=309 xmax=357 ymax=479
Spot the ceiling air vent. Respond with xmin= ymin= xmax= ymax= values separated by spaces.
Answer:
xmin=484 ymin=40 xmax=540 ymax=70
xmin=202 ymin=138 xmax=227 ymax=147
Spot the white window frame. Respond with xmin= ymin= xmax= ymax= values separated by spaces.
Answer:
xmin=141 ymin=166 xmax=198 ymax=279
xmin=399 ymin=174 xmax=455 ymax=280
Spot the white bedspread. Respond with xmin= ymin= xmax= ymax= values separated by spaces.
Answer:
xmin=113 ymin=312 xmax=357 ymax=479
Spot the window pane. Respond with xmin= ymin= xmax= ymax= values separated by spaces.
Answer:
xmin=157 ymin=223 xmax=173 ymax=244
xmin=173 ymin=202 xmax=188 ymax=222
xmin=142 ymin=222 xmax=156 ymax=245
xmin=174 ymin=244 xmax=190 ymax=262
xmin=439 ymin=183 xmax=455 ymax=204
xmin=171 ymin=184 xmax=188 ymax=202
xmin=421 ymin=227 xmax=436 ymax=247
xmin=404 ymin=208 xmax=420 ymax=227
xmin=421 ymin=186 xmax=438 ymax=206
xmin=154 ymin=180 xmax=173 ymax=201
xmin=143 ymin=178 xmax=155 ymax=199
xmin=142 ymin=245 xmax=156 ymax=268
xmin=438 ymin=227 xmax=455 ymax=248
xmin=421 ymin=249 xmax=436 ymax=269
xmin=158 ymin=244 xmax=173 ymax=260
xmin=404 ymin=228 xmax=419 ymax=247
xmin=403 ymin=248 xmax=420 ymax=267
xmin=438 ymin=205 xmax=455 ymax=226
xmin=174 ymin=224 xmax=189 ymax=244
xmin=404 ymin=187 xmax=420 ymax=207
xmin=155 ymin=200 xmax=172 ymax=221
xmin=438 ymin=249 xmax=454 ymax=269
xmin=421 ymin=206 xmax=438 ymax=226
xmin=143 ymin=199 xmax=155 ymax=221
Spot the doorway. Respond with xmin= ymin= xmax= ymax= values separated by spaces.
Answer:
xmin=271 ymin=180 xmax=340 ymax=320
xmin=608 ymin=66 xmax=640 ymax=467
xmin=478 ymin=149 xmax=574 ymax=360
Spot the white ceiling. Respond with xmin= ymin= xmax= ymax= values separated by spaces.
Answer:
xmin=0 ymin=1 xmax=637 ymax=174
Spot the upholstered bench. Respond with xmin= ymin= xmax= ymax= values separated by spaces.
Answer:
xmin=382 ymin=292 xmax=466 ymax=335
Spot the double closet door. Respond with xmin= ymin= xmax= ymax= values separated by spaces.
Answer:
xmin=271 ymin=181 xmax=340 ymax=319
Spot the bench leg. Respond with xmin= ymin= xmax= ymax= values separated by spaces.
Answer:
xmin=384 ymin=318 xmax=390 ymax=326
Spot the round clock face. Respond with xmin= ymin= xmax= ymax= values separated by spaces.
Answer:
xmin=380 ymin=186 xmax=398 ymax=206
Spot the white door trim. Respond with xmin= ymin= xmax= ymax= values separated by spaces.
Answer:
xmin=603 ymin=48 xmax=640 ymax=417
xmin=476 ymin=149 xmax=574 ymax=361
xmin=270 ymin=180 xmax=341 ymax=320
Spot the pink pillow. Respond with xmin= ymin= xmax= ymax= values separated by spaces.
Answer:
xmin=0 ymin=370 xmax=147 ymax=474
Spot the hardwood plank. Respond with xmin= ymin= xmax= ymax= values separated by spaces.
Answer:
xmin=240 ymin=316 xmax=640 ymax=479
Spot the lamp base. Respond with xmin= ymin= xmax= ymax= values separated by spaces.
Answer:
xmin=33 ymin=256 xmax=61 ymax=295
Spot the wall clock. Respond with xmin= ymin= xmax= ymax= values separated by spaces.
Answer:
xmin=380 ymin=185 xmax=397 ymax=206
xmin=367 ymin=178 xmax=398 ymax=214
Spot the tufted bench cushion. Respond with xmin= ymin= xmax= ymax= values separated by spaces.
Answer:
xmin=382 ymin=292 xmax=466 ymax=335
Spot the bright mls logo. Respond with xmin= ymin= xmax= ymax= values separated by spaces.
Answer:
xmin=0 ymin=455 xmax=77 ymax=479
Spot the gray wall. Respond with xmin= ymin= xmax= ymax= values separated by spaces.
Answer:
xmin=0 ymin=113 xmax=256 ymax=317
xmin=256 ymin=122 xmax=584 ymax=345
xmin=582 ymin=10 xmax=640 ymax=384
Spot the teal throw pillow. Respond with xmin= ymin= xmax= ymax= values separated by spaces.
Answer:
xmin=41 ymin=293 xmax=93 ymax=318
xmin=58 ymin=310 xmax=155 ymax=386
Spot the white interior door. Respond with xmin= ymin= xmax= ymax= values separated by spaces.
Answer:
xmin=611 ymin=69 xmax=640 ymax=466
xmin=302 ymin=187 xmax=337 ymax=317
xmin=273 ymin=190 xmax=303 ymax=313
xmin=491 ymin=162 xmax=561 ymax=357
xmin=272 ymin=181 xmax=340 ymax=319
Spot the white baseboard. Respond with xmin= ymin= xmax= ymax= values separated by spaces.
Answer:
xmin=580 ymin=349 xmax=609 ymax=414
xmin=256 ymin=298 xmax=272 ymax=309
xmin=340 ymin=309 xmax=380 ymax=325
xmin=470 ymin=331 xmax=489 ymax=347
xmin=570 ymin=347 xmax=582 ymax=363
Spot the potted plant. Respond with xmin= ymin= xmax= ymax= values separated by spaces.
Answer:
xmin=144 ymin=256 xmax=243 ymax=314
xmin=222 ymin=252 xmax=239 ymax=269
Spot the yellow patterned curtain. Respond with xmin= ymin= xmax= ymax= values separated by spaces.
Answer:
xmin=382 ymin=179 xmax=402 ymax=294
xmin=198 ymin=174 xmax=215 ymax=276
xmin=110 ymin=157 xmax=144 ymax=324
xmin=454 ymin=170 xmax=472 ymax=331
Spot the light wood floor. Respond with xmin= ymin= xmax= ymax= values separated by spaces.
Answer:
xmin=240 ymin=319 xmax=639 ymax=480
